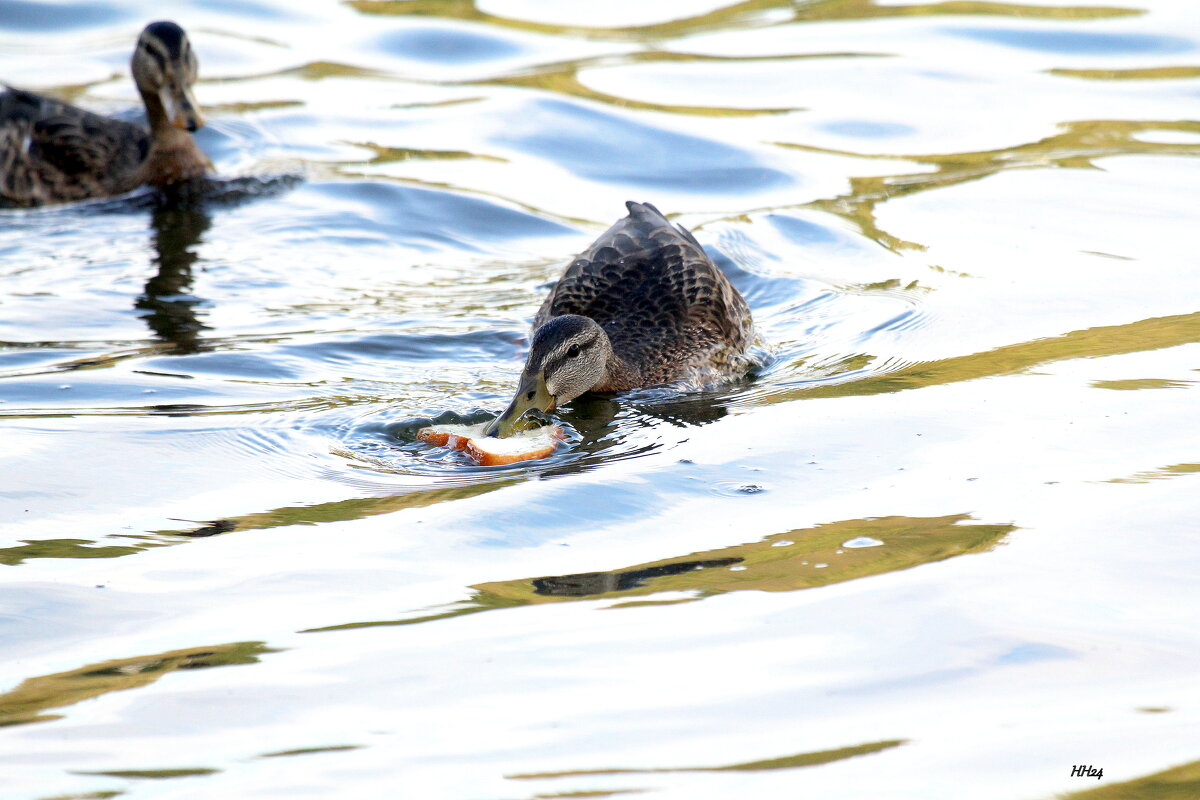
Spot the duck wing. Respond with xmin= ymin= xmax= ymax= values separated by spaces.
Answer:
xmin=0 ymin=87 xmax=148 ymax=205
xmin=535 ymin=201 xmax=751 ymax=380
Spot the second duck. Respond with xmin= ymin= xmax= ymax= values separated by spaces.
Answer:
xmin=0 ymin=20 xmax=209 ymax=207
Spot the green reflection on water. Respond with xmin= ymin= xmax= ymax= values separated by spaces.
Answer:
xmin=1091 ymin=379 xmax=1193 ymax=391
xmin=1104 ymin=463 xmax=1200 ymax=485
xmin=73 ymin=769 xmax=218 ymax=780
xmin=347 ymin=141 xmax=508 ymax=163
xmin=259 ymin=744 xmax=363 ymax=758
xmin=762 ymin=312 xmax=1200 ymax=404
xmin=1059 ymin=757 xmax=1200 ymax=800
xmin=0 ymin=538 xmax=162 ymax=567
xmin=204 ymin=99 xmax=304 ymax=114
xmin=0 ymin=481 xmax=518 ymax=567
xmin=1050 ymin=66 xmax=1200 ymax=81
xmin=486 ymin=514 xmax=1009 ymax=603
xmin=345 ymin=0 xmax=1141 ymax=122
xmin=158 ymin=476 xmax=520 ymax=535
xmin=459 ymin=50 xmax=848 ymax=118
xmin=778 ymin=120 xmax=1200 ymax=251
xmin=0 ymin=642 xmax=274 ymax=728
xmin=206 ymin=60 xmax=395 ymax=84
xmin=509 ymin=738 xmax=905 ymax=778
xmin=308 ymin=514 xmax=1010 ymax=632
xmin=526 ymin=791 xmax=646 ymax=799
xmin=349 ymin=0 xmax=1138 ymax=42
xmin=304 ymin=590 xmax=526 ymax=633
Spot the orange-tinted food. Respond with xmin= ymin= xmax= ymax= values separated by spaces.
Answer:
xmin=417 ymin=422 xmax=564 ymax=466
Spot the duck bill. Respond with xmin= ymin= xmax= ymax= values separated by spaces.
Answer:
xmin=161 ymin=83 xmax=205 ymax=132
xmin=485 ymin=370 xmax=556 ymax=438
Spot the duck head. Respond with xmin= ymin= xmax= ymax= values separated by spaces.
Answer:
xmin=485 ymin=315 xmax=613 ymax=438
xmin=132 ymin=21 xmax=205 ymax=133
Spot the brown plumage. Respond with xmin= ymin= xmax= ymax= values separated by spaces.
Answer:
xmin=486 ymin=201 xmax=754 ymax=437
xmin=0 ymin=21 xmax=210 ymax=208
xmin=534 ymin=200 xmax=752 ymax=389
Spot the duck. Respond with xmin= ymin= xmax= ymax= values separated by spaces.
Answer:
xmin=0 ymin=20 xmax=209 ymax=207
xmin=486 ymin=201 xmax=753 ymax=437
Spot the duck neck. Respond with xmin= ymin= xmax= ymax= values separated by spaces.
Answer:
xmin=140 ymin=85 xmax=169 ymax=134
xmin=144 ymin=131 xmax=210 ymax=187
xmin=599 ymin=330 xmax=641 ymax=392
xmin=135 ymin=87 xmax=209 ymax=187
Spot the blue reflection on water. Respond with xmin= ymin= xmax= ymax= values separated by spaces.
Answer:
xmin=948 ymin=27 xmax=1194 ymax=55
xmin=472 ymin=481 xmax=664 ymax=546
xmin=279 ymin=330 xmax=523 ymax=366
xmin=495 ymin=99 xmax=793 ymax=193
xmin=380 ymin=26 xmax=524 ymax=63
xmin=768 ymin=214 xmax=842 ymax=245
xmin=996 ymin=643 xmax=1074 ymax=664
xmin=821 ymin=120 xmax=916 ymax=138
xmin=0 ymin=0 xmax=128 ymax=30
xmin=306 ymin=183 xmax=577 ymax=251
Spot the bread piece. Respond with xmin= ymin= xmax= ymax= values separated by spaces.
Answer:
xmin=417 ymin=422 xmax=564 ymax=466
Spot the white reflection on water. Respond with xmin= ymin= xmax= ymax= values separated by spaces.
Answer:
xmin=2 ymin=0 xmax=1200 ymax=798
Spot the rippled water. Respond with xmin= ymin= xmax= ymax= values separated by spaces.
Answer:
xmin=3 ymin=1 xmax=1200 ymax=798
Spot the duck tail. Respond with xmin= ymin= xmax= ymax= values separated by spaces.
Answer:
xmin=624 ymin=200 xmax=667 ymax=223
xmin=624 ymin=200 xmax=702 ymax=249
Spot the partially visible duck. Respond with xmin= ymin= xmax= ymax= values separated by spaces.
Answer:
xmin=486 ymin=201 xmax=754 ymax=437
xmin=0 ymin=20 xmax=210 ymax=207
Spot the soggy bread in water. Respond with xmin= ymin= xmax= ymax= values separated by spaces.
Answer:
xmin=418 ymin=422 xmax=564 ymax=466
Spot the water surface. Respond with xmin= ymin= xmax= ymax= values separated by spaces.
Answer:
xmin=2 ymin=1 xmax=1199 ymax=798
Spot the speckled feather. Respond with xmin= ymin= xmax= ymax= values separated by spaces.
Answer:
xmin=0 ymin=88 xmax=151 ymax=206
xmin=534 ymin=201 xmax=752 ymax=390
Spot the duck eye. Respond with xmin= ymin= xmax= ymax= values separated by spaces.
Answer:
xmin=566 ymin=344 xmax=580 ymax=358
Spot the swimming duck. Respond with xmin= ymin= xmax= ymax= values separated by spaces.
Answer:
xmin=486 ymin=201 xmax=753 ymax=437
xmin=0 ymin=21 xmax=209 ymax=207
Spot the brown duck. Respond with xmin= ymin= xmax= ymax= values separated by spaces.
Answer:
xmin=0 ymin=21 xmax=209 ymax=207
xmin=486 ymin=201 xmax=753 ymax=437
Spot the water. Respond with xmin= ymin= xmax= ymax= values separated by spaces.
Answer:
xmin=2 ymin=1 xmax=1199 ymax=798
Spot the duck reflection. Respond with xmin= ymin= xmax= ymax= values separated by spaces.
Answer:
xmin=533 ymin=557 xmax=742 ymax=597
xmin=135 ymin=201 xmax=212 ymax=354
xmin=564 ymin=391 xmax=732 ymax=432
xmin=536 ymin=391 xmax=733 ymax=479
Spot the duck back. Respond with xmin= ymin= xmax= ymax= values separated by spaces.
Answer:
xmin=534 ymin=201 xmax=752 ymax=386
